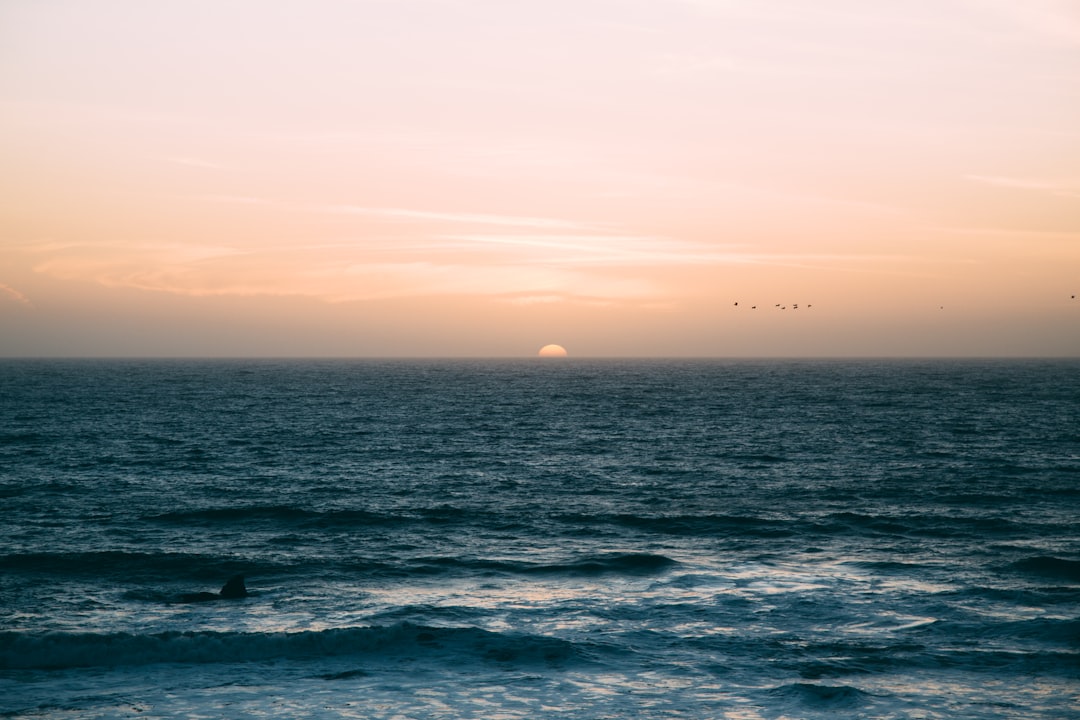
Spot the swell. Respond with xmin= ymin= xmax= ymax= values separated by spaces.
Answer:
xmin=0 ymin=549 xmax=677 ymax=584
xmin=769 ymin=682 xmax=873 ymax=709
xmin=410 ymin=553 xmax=677 ymax=577
xmin=559 ymin=513 xmax=797 ymax=538
xmin=145 ymin=505 xmax=519 ymax=531
xmin=147 ymin=506 xmax=390 ymax=527
xmin=88 ymin=502 xmax=1080 ymax=545
xmin=557 ymin=510 xmax=1055 ymax=540
xmin=1008 ymin=556 xmax=1080 ymax=583
xmin=0 ymin=623 xmax=586 ymax=671
xmin=0 ymin=551 xmax=277 ymax=581
xmin=776 ymin=635 xmax=1080 ymax=679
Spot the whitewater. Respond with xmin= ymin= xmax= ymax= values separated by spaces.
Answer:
xmin=1 ymin=359 xmax=1078 ymax=718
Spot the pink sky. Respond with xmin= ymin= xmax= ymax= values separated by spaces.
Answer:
xmin=2 ymin=0 xmax=1078 ymax=356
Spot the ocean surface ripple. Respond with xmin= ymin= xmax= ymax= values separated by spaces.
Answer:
xmin=1 ymin=359 xmax=1078 ymax=718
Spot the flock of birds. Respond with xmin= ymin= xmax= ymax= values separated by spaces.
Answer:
xmin=732 ymin=295 xmax=1076 ymax=311
xmin=733 ymin=302 xmax=812 ymax=310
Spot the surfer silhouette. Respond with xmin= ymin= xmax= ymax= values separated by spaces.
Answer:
xmin=177 ymin=574 xmax=248 ymax=603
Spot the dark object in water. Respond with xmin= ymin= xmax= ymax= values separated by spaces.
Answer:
xmin=177 ymin=574 xmax=248 ymax=603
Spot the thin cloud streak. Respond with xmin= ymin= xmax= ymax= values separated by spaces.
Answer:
xmin=974 ymin=0 xmax=1080 ymax=45
xmin=440 ymin=234 xmax=914 ymax=267
xmin=0 ymin=283 xmax=32 ymax=306
xmin=163 ymin=156 xmax=225 ymax=170
xmin=965 ymin=174 xmax=1080 ymax=198
xmin=206 ymin=196 xmax=603 ymax=231
xmin=434 ymin=233 xmax=716 ymax=262
xmin=325 ymin=206 xmax=598 ymax=230
xmin=15 ymin=233 xmax=920 ymax=305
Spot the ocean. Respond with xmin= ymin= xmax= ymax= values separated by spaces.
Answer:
xmin=1 ymin=358 xmax=1078 ymax=719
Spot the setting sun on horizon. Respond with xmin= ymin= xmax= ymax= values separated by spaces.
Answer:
xmin=538 ymin=344 xmax=569 ymax=358
xmin=1 ymin=0 xmax=1078 ymax=357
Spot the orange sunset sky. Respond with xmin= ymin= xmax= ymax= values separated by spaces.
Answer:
xmin=2 ymin=0 xmax=1078 ymax=357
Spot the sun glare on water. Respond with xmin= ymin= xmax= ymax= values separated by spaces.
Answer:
xmin=538 ymin=344 xmax=568 ymax=358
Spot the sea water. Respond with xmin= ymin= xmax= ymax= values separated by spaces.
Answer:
xmin=1 ymin=359 xmax=1078 ymax=719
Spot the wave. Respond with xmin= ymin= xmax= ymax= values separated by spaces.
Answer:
xmin=0 ymin=550 xmax=279 ymax=581
xmin=0 ymin=623 xmax=586 ymax=671
xmin=842 ymin=560 xmax=932 ymax=574
xmin=789 ymin=641 xmax=1080 ymax=679
xmin=0 ymin=430 xmax=48 ymax=446
xmin=1009 ymin=556 xmax=1080 ymax=583
xmin=992 ymin=618 xmax=1080 ymax=645
xmin=126 ymin=503 xmax=1074 ymax=545
xmin=559 ymin=509 xmax=1047 ymax=540
xmin=408 ymin=553 xmax=678 ymax=577
xmin=769 ymin=682 xmax=872 ymax=709
xmin=559 ymin=513 xmax=796 ymax=538
xmin=0 ymin=483 xmax=24 ymax=499
xmin=145 ymin=504 xmax=516 ymax=531
xmin=147 ymin=506 xmax=393 ymax=527
xmin=823 ymin=512 xmax=1023 ymax=539
xmin=946 ymin=587 xmax=1080 ymax=615
xmin=523 ymin=552 xmax=677 ymax=576
xmin=0 ymin=547 xmax=676 ymax=587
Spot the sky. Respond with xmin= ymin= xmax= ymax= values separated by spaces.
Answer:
xmin=1 ymin=0 xmax=1078 ymax=357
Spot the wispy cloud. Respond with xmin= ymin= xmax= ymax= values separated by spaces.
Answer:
xmin=437 ymin=233 xmax=762 ymax=265
xmin=26 ymin=241 xmax=247 ymax=263
xmin=324 ymin=206 xmax=598 ymax=230
xmin=163 ymin=156 xmax=225 ymax=170
xmin=206 ymin=195 xmax=603 ymax=231
xmin=502 ymin=294 xmax=567 ymax=305
xmin=21 ymin=239 xmax=656 ymax=303
xmin=965 ymin=174 xmax=1080 ymax=198
xmin=439 ymin=233 xmax=913 ymax=269
xmin=19 ymin=230 xmax=922 ymax=306
xmin=648 ymin=53 xmax=739 ymax=78
xmin=974 ymin=0 xmax=1080 ymax=45
xmin=0 ymin=283 xmax=31 ymax=306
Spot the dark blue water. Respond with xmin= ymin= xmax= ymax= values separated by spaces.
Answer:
xmin=2 ymin=359 xmax=1078 ymax=718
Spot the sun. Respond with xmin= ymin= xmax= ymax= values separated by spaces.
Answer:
xmin=538 ymin=344 xmax=568 ymax=358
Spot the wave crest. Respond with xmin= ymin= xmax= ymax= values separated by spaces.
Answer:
xmin=414 ymin=552 xmax=677 ymax=577
xmin=771 ymin=682 xmax=872 ymax=708
xmin=1009 ymin=556 xmax=1080 ymax=583
xmin=0 ymin=623 xmax=584 ymax=671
